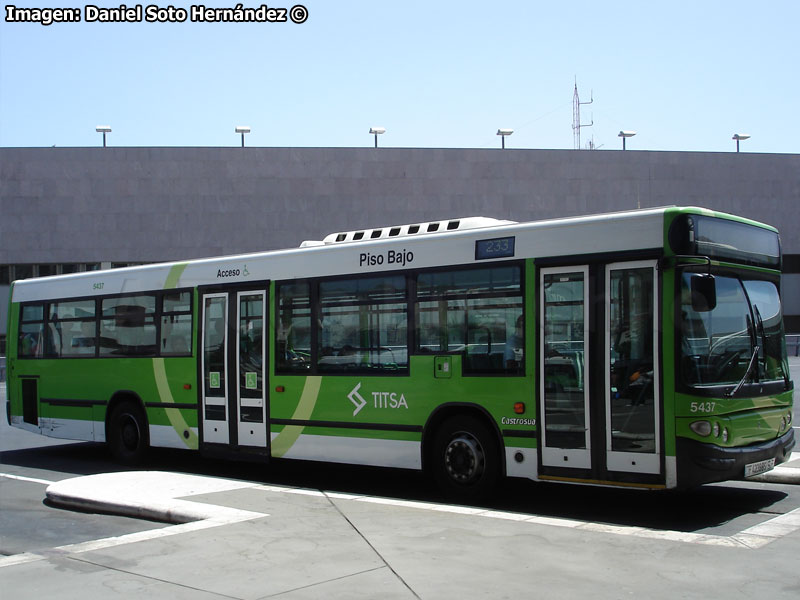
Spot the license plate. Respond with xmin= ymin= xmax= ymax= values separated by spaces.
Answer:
xmin=744 ymin=458 xmax=776 ymax=477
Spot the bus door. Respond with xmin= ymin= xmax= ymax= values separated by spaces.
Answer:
xmin=200 ymin=285 xmax=268 ymax=450
xmin=604 ymin=260 xmax=660 ymax=475
xmin=539 ymin=262 xmax=660 ymax=478
xmin=540 ymin=266 xmax=591 ymax=469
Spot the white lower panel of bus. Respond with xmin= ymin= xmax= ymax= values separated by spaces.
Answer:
xmin=505 ymin=447 xmax=539 ymax=480
xmin=150 ymin=424 xmax=199 ymax=450
xmin=271 ymin=432 xmax=422 ymax=470
xmin=32 ymin=417 xmax=198 ymax=451
xmin=38 ymin=417 xmax=98 ymax=441
xmin=606 ymin=451 xmax=661 ymax=474
xmin=665 ymin=456 xmax=677 ymax=489
xmin=10 ymin=415 xmax=45 ymax=436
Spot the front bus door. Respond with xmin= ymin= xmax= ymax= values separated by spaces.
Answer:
xmin=605 ymin=260 xmax=660 ymax=475
xmin=201 ymin=285 xmax=268 ymax=451
xmin=539 ymin=261 xmax=661 ymax=481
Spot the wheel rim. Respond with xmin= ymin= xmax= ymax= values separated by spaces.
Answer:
xmin=120 ymin=413 xmax=141 ymax=452
xmin=444 ymin=432 xmax=485 ymax=485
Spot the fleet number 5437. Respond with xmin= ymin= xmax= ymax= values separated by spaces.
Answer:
xmin=690 ymin=401 xmax=716 ymax=413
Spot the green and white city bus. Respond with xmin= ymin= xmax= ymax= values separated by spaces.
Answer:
xmin=5 ymin=207 xmax=795 ymax=496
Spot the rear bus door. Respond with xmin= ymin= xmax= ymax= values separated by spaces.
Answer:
xmin=200 ymin=283 xmax=269 ymax=451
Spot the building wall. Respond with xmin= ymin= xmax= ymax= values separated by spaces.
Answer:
xmin=2 ymin=146 xmax=799 ymax=336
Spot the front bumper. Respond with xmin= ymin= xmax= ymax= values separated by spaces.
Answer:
xmin=676 ymin=428 xmax=795 ymax=488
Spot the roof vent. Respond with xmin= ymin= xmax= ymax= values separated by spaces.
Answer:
xmin=316 ymin=216 xmax=517 ymax=246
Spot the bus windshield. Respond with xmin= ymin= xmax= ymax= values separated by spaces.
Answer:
xmin=679 ymin=273 xmax=787 ymax=388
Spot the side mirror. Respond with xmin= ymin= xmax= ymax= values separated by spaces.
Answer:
xmin=690 ymin=274 xmax=717 ymax=312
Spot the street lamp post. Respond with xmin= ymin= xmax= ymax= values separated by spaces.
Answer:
xmin=732 ymin=133 xmax=750 ymax=152
xmin=369 ymin=127 xmax=386 ymax=148
xmin=618 ymin=130 xmax=636 ymax=150
xmin=235 ymin=126 xmax=251 ymax=147
xmin=96 ymin=126 xmax=111 ymax=147
xmin=497 ymin=128 xmax=514 ymax=149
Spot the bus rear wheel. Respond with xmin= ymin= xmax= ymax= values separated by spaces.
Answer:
xmin=431 ymin=415 xmax=499 ymax=500
xmin=108 ymin=401 xmax=149 ymax=465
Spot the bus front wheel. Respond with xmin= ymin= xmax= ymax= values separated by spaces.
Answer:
xmin=431 ymin=415 xmax=499 ymax=500
xmin=107 ymin=401 xmax=149 ymax=464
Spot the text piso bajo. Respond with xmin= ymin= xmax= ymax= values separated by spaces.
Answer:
xmin=4 ymin=4 xmax=310 ymax=25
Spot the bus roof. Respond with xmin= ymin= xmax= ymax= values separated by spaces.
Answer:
xmin=9 ymin=206 xmax=777 ymax=303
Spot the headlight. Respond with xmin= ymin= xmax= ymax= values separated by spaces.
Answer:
xmin=690 ymin=421 xmax=712 ymax=437
xmin=722 ymin=428 xmax=729 ymax=443
xmin=713 ymin=422 xmax=720 ymax=437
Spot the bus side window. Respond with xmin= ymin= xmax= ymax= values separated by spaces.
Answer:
xmin=276 ymin=283 xmax=312 ymax=373
xmin=161 ymin=292 xmax=193 ymax=356
xmin=415 ymin=266 xmax=523 ymax=375
xmin=48 ymin=299 xmax=96 ymax=357
xmin=18 ymin=304 xmax=45 ymax=358
xmin=100 ymin=295 xmax=157 ymax=356
xmin=317 ymin=275 xmax=408 ymax=373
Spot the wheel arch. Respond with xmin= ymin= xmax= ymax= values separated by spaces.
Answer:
xmin=421 ymin=402 xmax=506 ymax=476
xmin=105 ymin=390 xmax=148 ymax=440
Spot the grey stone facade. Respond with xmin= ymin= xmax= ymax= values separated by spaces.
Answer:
xmin=2 ymin=146 xmax=799 ymax=337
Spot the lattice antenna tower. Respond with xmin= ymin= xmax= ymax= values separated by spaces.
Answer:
xmin=572 ymin=79 xmax=593 ymax=149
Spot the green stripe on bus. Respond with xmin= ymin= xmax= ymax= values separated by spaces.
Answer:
xmin=272 ymin=376 xmax=322 ymax=457
xmin=153 ymin=357 xmax=198 ymax=449
xmin=157 ymin=261 xmax=196 ymax=448
xmin=165 ymin=262 xmax=189 ymax=289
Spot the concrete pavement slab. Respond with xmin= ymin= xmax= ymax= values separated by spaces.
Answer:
xmin=58 ymin=499 xmax=405 ymax=600
xmin=272 ymin=566 xmax=413 ymax=600
xmin=320 ymin=491 xmax=800 ymax=600
xmin=5 ymin=557 xmax=230 ymax=600
xmin=5 ymin=470 xmax=800 ymax=599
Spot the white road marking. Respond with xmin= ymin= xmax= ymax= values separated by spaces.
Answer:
xmin=0 ymin=509 xmax=263 ymax=569
xmin=0 ymin=472 xmax=55 ymax=486
xmin=254 ymin=482 xmax=800 ymax=550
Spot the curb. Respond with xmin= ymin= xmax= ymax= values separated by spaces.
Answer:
xmin=45 ymin=471 xmax=265 ymax=524
xmin=747 ymin=466 xmax=800 ymax=485
xmin=46 ymin=487 xmax=216 ymax=524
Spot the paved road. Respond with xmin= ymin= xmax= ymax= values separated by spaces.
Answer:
xmin=0 ymin=380 xmax=165 ymax=556
xmin=3 ymin=373 xmax=800 ymax=599
xmin=4 ymin=458 xmax=800 ymax=599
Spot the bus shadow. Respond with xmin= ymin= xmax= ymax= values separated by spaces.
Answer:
xmin=1 ymin=443 xmax=789 ymax=534
xmin=1 ymin=442 xmax=133 ymax=476
xmin=493 ymin=478 xmax=789 ymax=533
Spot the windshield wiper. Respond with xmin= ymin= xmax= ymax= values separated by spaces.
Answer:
xmin=753 ymin=304 xmax=791 ymax=389
xmin=726 ymin=313 xmax=759 ymax=398
xmin=753 ymin=305 xmax=765 ymax=340
xmin=727 ymin=344 xmax=760 ymax=398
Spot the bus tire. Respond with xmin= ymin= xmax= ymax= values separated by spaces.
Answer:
xmin=431 ymin=415 xmax=499 ymax=501
xmin=107 ymin=401 xmax=149 ymax=465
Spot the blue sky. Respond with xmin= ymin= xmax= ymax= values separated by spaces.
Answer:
xmin=1 ymin=1 xmax=798 ymax=152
